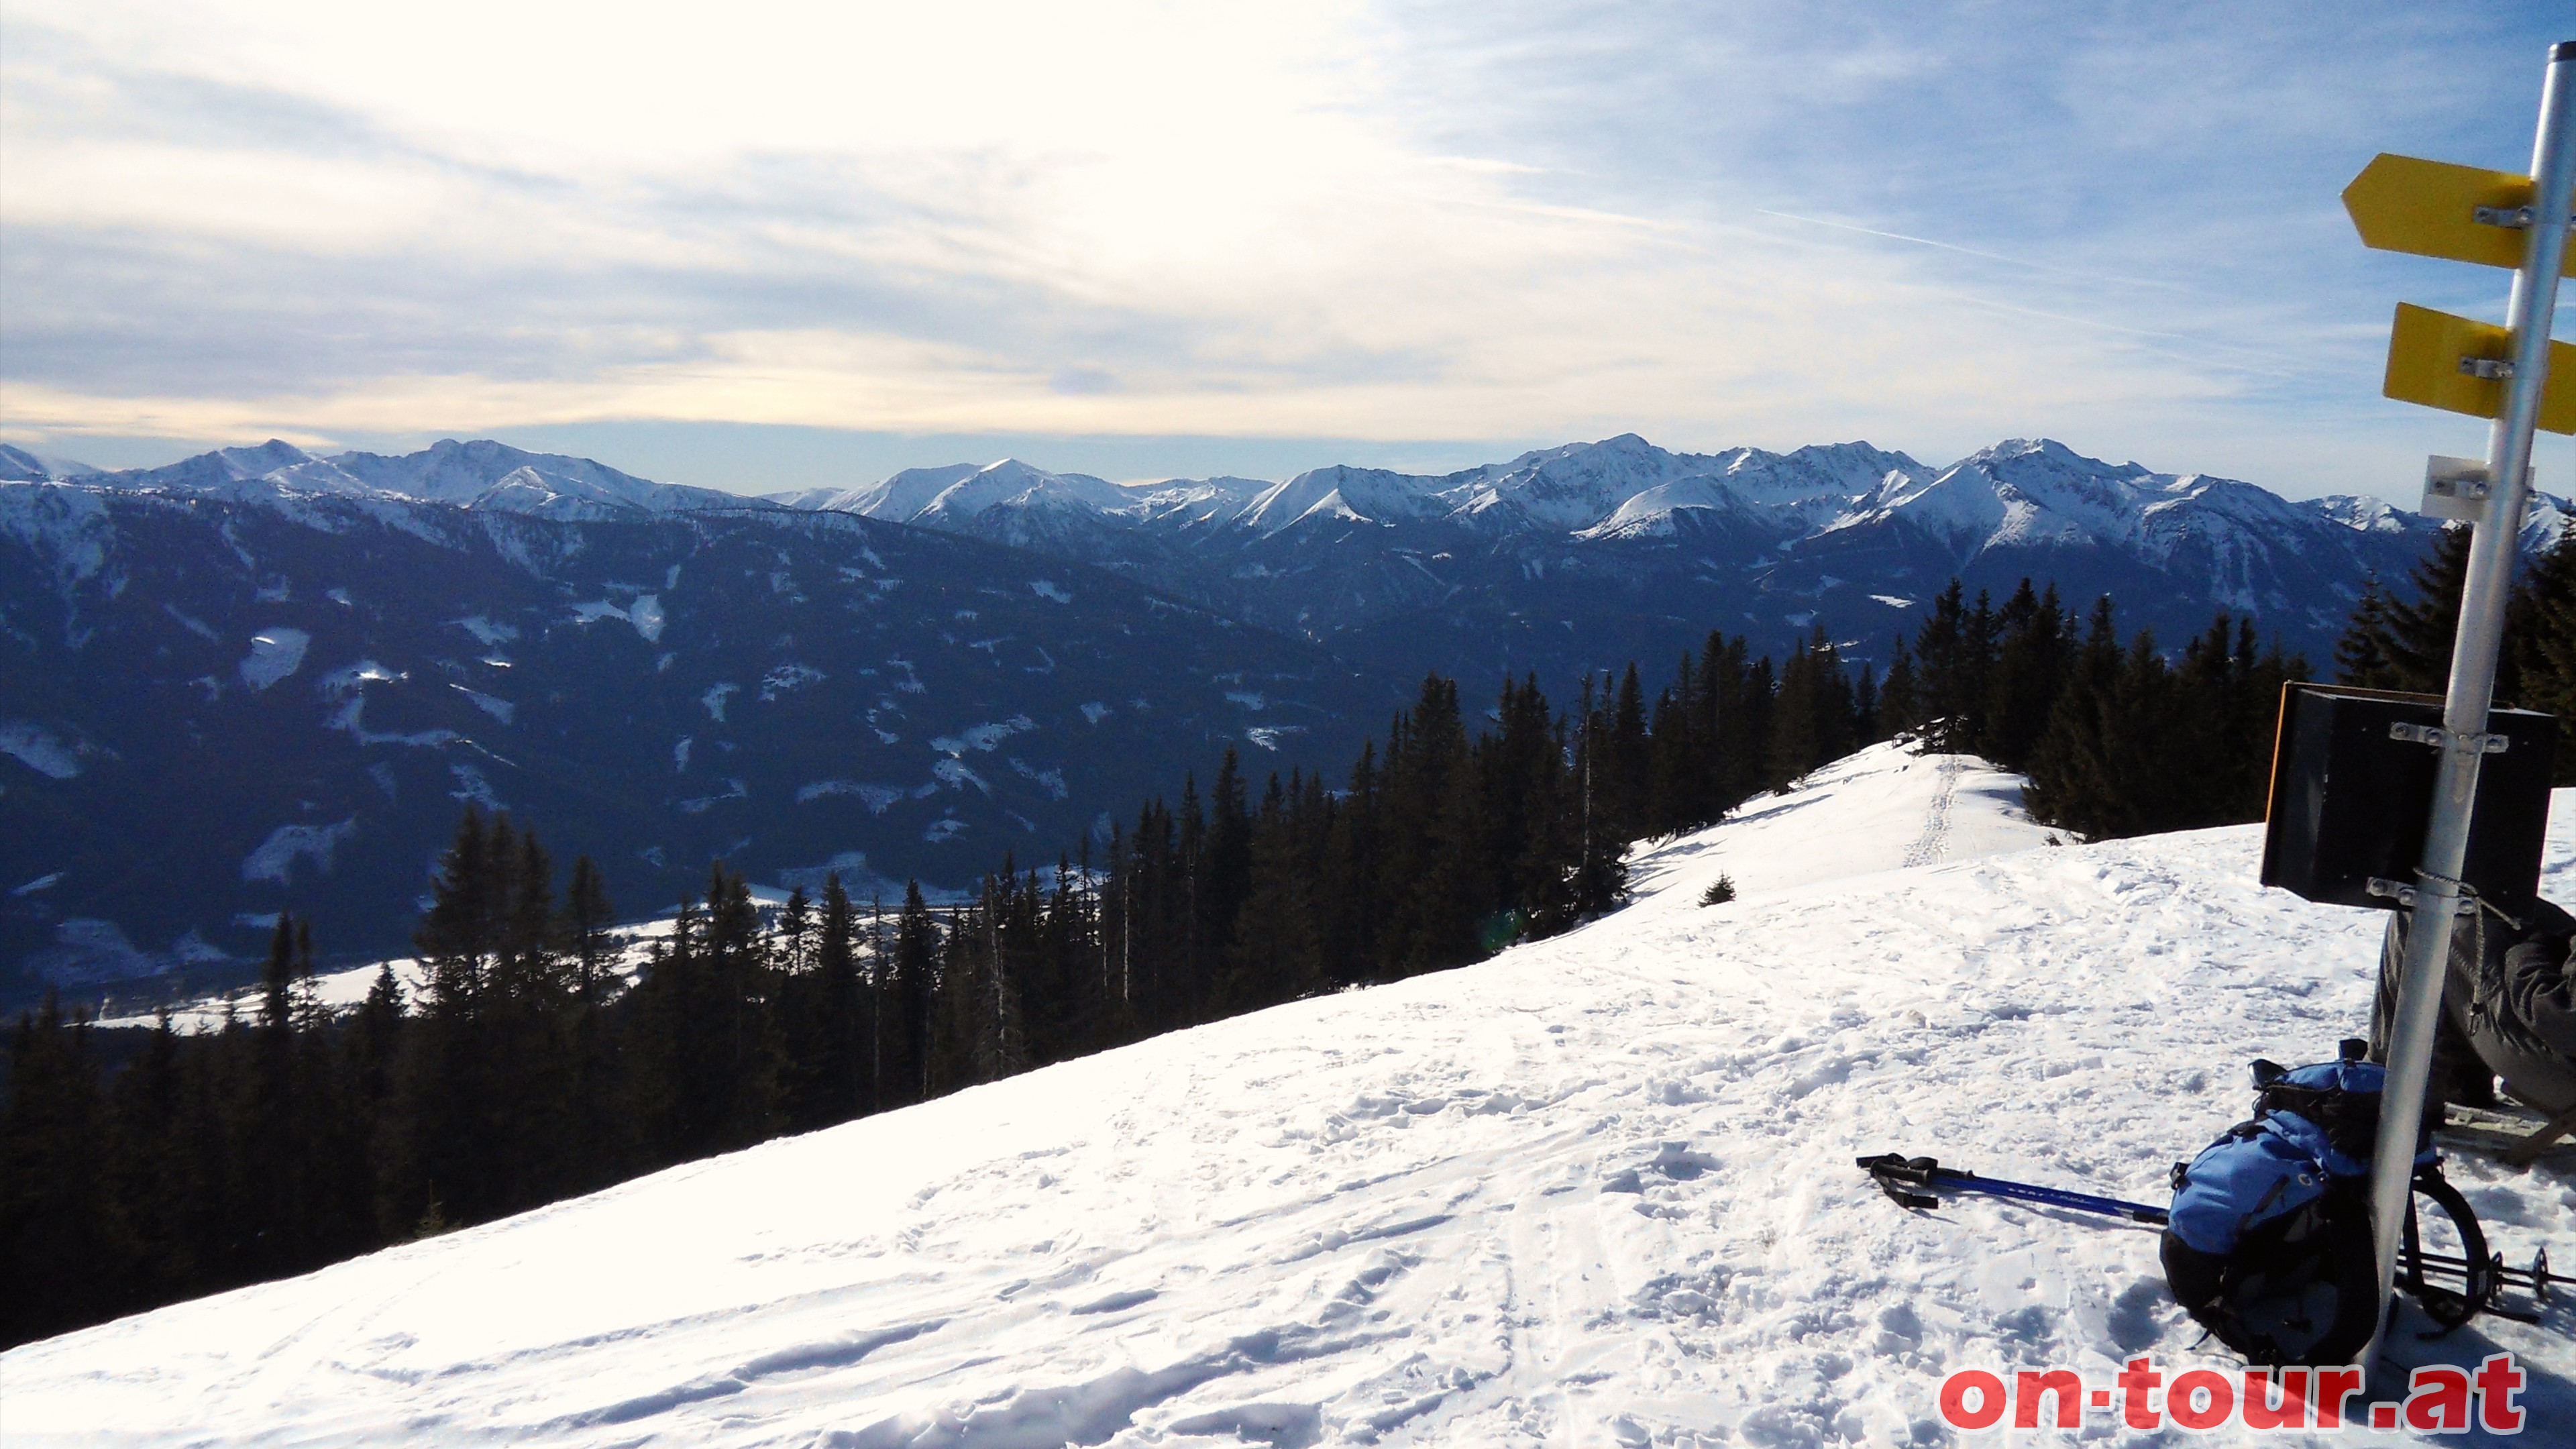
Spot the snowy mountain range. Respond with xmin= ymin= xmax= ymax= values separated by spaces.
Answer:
xmin=13 ymin=747 xmax=2571 ymax=1442
xmin=13 ymin=432 xmax=2535 ymax=680
xmin=765 ymin=435 xmax=2548 ymax=681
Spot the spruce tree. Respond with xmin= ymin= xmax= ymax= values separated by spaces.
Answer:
xmin=1764 ymin=627 xmax=1855 ymax=785
xmin=344 ymin=963 xmax=409 ymax=1238
xmin=1226 ymin=773 xmax=1326 ymax=1008
xmin=1983 ymin=580 xmax=2069 ymax=769
xmin=1 ymin=993 xmax=111 ymax=1346
xmin=2023 ymin=597 xmax=2125 ymax=837
xmin=814 ymin=873 xmax=865 ymax=1122
xmin=1602 ymin=664 xmax=1651 ymax=842
xmin=1877 ymin=639 xmax=1919 ymax=739
xmin=242 ymin=914 xmax=307 ymax=1276
xmin=1911 ymin=582 xmax=1998 ymax=751
xmin=965 ymin=877 xmax=1030 ymax=1084
xmin=890 ymin=882 xmax=940 ymax=1105
xmin=2511 ymin=531 xmax=2576 ymax=781
xmin=560 ymin=855 xmax=615 ymax=1000
xmin=776 ymin=885 xmax=814 ymax=979
xmin=1318 ymin=743 xmax=1382 ymax=987
xmin=1201 ymin=751 xmax=1253 ymax=987
xmin=2335 ymin=525 xmax=2473 ymax=694
xmin=104 ymin=1009 xmax=193 ymax=1314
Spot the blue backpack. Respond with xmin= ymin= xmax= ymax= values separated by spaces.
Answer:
xmin=2160 ymin=1040 xmax=2480 ymax=1365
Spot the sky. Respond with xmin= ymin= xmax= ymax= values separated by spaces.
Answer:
xmin=3 ymin=1 xmax=2571 ymax=500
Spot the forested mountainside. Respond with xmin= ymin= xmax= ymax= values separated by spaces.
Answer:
xmin=0 ymin=483 xmax=1382 ymax=1007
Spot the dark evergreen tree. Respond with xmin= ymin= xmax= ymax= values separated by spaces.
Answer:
xmin=1982 ymin=580 xmax=2070 ymax=769
xmin=1878 ymin=638 xmax=1919 ymax=739
xmin=2335 ymin=525 xmax=2473 ymax=695
xmin=1222 ymin=774 xmax=1322 ymax=1010
xmin=2512 ymin=531 xmax=2576 ymax=782
xmin=1 ymin=993 xmax=111 ymax=1345
xmin=1317 ymin=743 xmax=1383 ymax=988
xmin=1764 ymin=627 xmax=1856 ymax=785
xmin=1601 ymin=664 xmax=1651 ymax=843
xmin=1911 ymin=582 xmax=1998 ymax=751
xmin=561 ymin=855 xmax=615 ymax=1000
xmin=779 ymin=877 xmax=865 ymax=1130
xmin=888 ymin=881 xmax=940 ymax=1105
xmin=2338 ymin=524 xmax=2576 ymax=784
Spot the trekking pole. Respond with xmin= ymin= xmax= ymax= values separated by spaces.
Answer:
xmin=1856 ymin=1154 xmax=2169 ymax=1224
xmin=1860 ymin=1155 xmax=2562 ymax=1323
xmin=2410 ymin=1246 xmax=2559 ymax=1301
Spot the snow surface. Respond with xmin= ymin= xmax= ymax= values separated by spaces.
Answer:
xmin=16 ymin=745 xmax=2576 ymax=1446
xmin=236 ymin=628 xmax=311 ymax=692
xmin=0 ymin=719 xmax=83 ymax=779
xmin=237 ymin=818 xmax=358 ymax=887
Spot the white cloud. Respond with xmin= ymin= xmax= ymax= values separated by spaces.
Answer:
xmin=2 ymin=1 xmax=2571 ymax=499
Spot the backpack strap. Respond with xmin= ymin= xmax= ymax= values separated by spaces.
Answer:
xmin=2400 ymin=1168 xmax=2493 ymax=1332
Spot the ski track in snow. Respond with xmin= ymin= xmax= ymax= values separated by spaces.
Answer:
xmin=15 ymin=745 xmax=2576 ymax=1446
xmin=1898 ymin=755 xmax=1960 ymax=869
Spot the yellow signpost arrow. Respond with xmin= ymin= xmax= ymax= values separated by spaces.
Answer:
xmin=2382 ymin=301 xmax=2576 ymax=432
xmin=2343 ymin=152 xmax=2575 ymax=274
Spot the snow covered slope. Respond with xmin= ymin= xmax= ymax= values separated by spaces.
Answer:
xmin=1623 ymin=741 xmax=2055 ymax=902
xmin=17 ymin=747 xmax=2571 ymax=1445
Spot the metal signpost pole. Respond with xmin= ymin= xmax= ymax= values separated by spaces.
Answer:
xmin=2361 ymin=42 xmax=2576 ymax=1369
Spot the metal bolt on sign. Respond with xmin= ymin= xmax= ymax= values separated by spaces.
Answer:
xmin=2340 ymin=42 xmax=2576 ymax=1369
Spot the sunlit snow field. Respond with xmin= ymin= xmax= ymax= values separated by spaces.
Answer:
xmin=11 ymin=743 xmax=2576 ymax=1447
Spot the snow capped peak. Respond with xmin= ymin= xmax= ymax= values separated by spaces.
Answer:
xmin=1774 ymin=441 xmax=1934 ymax=495
xmin=914 ymin=459 xmax=1132 ymax=525
xmin=832 ymin=464 xmax=982 ymax=520
xmin=1813 ymin=437 xmax=2420 ymax=612
xmin=327 ymin=439 xmax=704 ymax=514
xmin=1541 ymin=439 xmax=1929 ymax=540
xmin=2524 ymin=490 xmax=2575 ymax=555
xmin=2308 ymin=493 xmax=2412 ymax=535
xmin=99 ymin=439 xmax=323 ymax=494
xmin=1122 ymin=475 xmax=1276 ymax=529
xmin=1144 ymin=474 xmax=1271 ymax=502
xmin=0 ymin=443 xmax=103 ymax=482
xmin=1848 ymin=439 xmax=2202 ymax=555
xmin=215 ymin=439 xmax=317 ymax=476
xmin=51 ymin=438 xmax=758 ymax=519
xmin=1241 ymin=464 xmax=1454 ymax=534
xmin=1457 ymin=436 xmax=1705 ymax=529
xmin=1957 ymin=436 xmax=2150 ymax=481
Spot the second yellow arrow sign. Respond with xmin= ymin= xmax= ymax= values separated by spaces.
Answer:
xmin=2383 ymin=302 xmax=2576 ymax=433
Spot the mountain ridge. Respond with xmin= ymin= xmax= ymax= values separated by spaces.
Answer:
xmin=13 ymin=427 xmax=2543 ymax=690
xmin=757 ymin=433 xmax=2518 ymax=682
